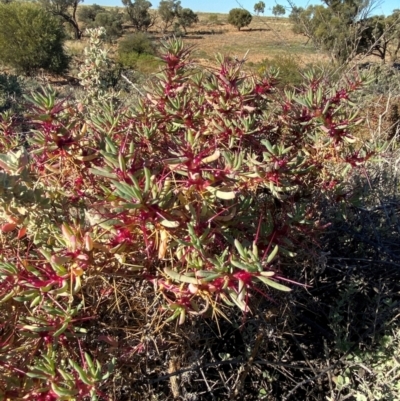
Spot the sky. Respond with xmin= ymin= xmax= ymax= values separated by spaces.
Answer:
xmin=84 ymin=0 xmax=398 ymax=16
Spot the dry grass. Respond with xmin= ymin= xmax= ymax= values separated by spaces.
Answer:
xmin=174 ymin=14 xmax=328 ymax=66
xmin=116 ymin=12 xmax=328 ymax=67
xmin=65 ymin=39 xmax=88 ymax=58
xmin=72 ymin=10 xmax=328 ymax=73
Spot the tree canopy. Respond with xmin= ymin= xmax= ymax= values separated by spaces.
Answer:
xmin=38 ymin=0 xmax=83 ymax=39
xmin=78 ymin=6 xmax=124 ymax=41
xmin=122 ymin=0 xmax=155 ymax=32
xmin=272 ymin=4 xmax=286 ymax=17
xmin=228 ymin=8 xmax=252 ymax=31
xmin=158 ymin=0 xmax=181 ymax=32
xmin=0 ymin=2 xmax=69 ymax=73
xmin=177 ymin=8 xmax=198 ymax=33
xmin=288 ymin=0 xmax=400 ymax=63
xmin=254 ymin=1 xmax=265 ymax=15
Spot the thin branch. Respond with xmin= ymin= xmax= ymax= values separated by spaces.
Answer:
xmin=148 ymin=358 xmax=313 ymax=384
xmin=120 ymin=73 xmax=144 ymax=96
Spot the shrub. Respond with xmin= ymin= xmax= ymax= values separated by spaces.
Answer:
xmin=79 ymin=6 xmax=124 ymax=42
xmin=0 ymin=2 xmax=69 ymax=74
xmin=0 ymin=38 xmax=378 ymax=398
xmin=228 ymin=8 xmax=252 ymax=31
xmin=0 ymin=73 xmax=22 ymax=112
xmin=94 ymin=10 xmax=124 ymax=41
xmin=78 ymin=28 xmax=122 ymax=105
xmin=118 ymin=32 xmax=157 ymax=56
xmin=117 ymin=32 xmax=159 ymax=71
xmin=77 ymin=3 xmax=105 ymax=23
xmin=258 ymin=56 xmax=339 ymax=90
xmin=117 ymin=32 xmax=159 ymax=73
xmin=258 ymin=54 xmax=304 ymax=88
xmin=329 ymin=281 xmax=400 ymax=400
xmin=208 ymin=13 xmax=220 ymax=25
xmin=358 ymin=63 xmax=400 ymax=96
xmin=118 ymin=51 xmax=161 ymax=73
xmin=177 ymin=8 xmax=199 ymax=33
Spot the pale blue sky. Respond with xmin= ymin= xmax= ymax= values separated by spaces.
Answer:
xmin=85 ymin=0 xmax=398 ymax=16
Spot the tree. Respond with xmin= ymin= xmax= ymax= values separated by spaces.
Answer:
xmin=272 ymin=4 xmax=286 ymax=18
xmin=158 ymin=0 xmax=181 ymax=32
xmin=94 ymin=10 xmax=124 ymax=41
xmin=0 ymin=2 xmax=69 ymax=74
xmin=288 ymin=0 xmax=381 ymax=63
xmin=78 ymin=5 xmax=123 ymax=41
xmin=228 ymin=8 xmax=252 ymax=31
xmin=254 ymin=1 xmax=265 ymax=15
xmin=122 ymin=0 xmax=155 ymax=32
xmin=355 ymin=11 xmax=400 ymax=63
xmin=38 ymin=0 xmax=83 ymax=39
xmin=177 ymin=8 xmax=198 ymax=33
xmin=77 ymin=4 xmax=105 ymax=23
xmin=385 ymin=10 xmax=400 ymax=62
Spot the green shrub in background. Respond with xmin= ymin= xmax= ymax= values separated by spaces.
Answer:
xmin=208 ymin=13 xmax=220 ymax=25
xmin=0 ymin=73 xmax=22 ymax=112
xmin=258 ymin=54 xmax=304 ymax=88
xmin=94 ymin=10 xmax=124 ymax=41
xmin=258 ymin=54 xmax=337 ymax=89
xmin=117 ymin=32 xmax=160 ymax=71
xmin=0 ymin=2 xmax=69 ymax=74
xmin=78 ymin=5 xmax=124 ymax=42
xmin=118 ymin=52 xmax=161 ymax=73
xmin=77 ymin=3 xmax=105 ymax=23
xmin=118 ymin=32 xmax=157 ymax=56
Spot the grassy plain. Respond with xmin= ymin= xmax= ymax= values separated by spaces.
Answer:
xmin=181 ymin=14 xmax=328 ymax=66
xmin=67 ymin=12 xmax=328 ymax=69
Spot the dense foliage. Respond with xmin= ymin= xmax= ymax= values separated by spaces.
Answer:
xmin=78 ymin=4 xmax=124 ymax=41
xmin=0 ymin=73 xmax=22 ymax=112
xmin=272 ymin=4 xmax=286 ymax=17
xmin=117 ymin=32 xmax=158 ymax=69
xmin=122 ymin=0 xmax=155 ymax=32
xmin=228 ymin=8 xmax=253 ymax=31
xmin=0 ymin=31 xmax=381 ymax=398
xmin=289 ymin=2 xmax=400 ymax=63
xmin=176 ymin=7 xmax=199 ymax=33
xmin=254 ymin=1 xmax=266 ymax=15
xmin=0 ymin=2 xmax=69 ymax=74
xmin=39 ymin=0 xmax=83 ymax=39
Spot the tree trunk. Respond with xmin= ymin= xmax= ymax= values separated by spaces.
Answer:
xmin=72 ymin=0 xmax=82 ymax=39
xmin=61 ymin=12 xmax=82 ymax=39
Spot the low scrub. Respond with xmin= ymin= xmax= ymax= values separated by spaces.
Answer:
xmin=0 ymin=35 xmax=379 ymax=398
xmin=0 ymin=2 xmax=69 ymax=75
